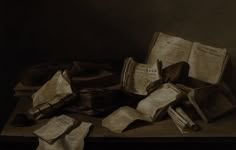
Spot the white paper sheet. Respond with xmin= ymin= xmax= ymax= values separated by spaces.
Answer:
xmin=32 ymin=70 xmax=73 ymax=107
xmin=34 ymin=115 xmax=76 ymax=144
xmin=36 ymin=122 xmax=92 ymax=150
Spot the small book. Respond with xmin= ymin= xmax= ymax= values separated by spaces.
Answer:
xmin=168 ymin=106 xmax=199 ymax=133
xmin=121 ymin=57 xmax=161 ymax=96
xmin=102 ymin=83 xmax=184 ymax=133
xmin=146 ymin=32 xmax=229 ymax=84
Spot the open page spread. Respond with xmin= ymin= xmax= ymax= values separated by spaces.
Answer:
xmin=146 ymin=32 xmax=228 ymax=84
xmin=102 ymin=83 xmax=182 ymax=133
xmin=188 ymin=42 xmax=227 ymax=84
xmin=121 ymin=57 xmax=160 ymax=95
xmin=146 ymin=32 xmax=193 ymax=67
xmin=34 ymin=115 xmax=76 ymax=144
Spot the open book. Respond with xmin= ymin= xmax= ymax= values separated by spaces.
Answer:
xmin=146 ymin=32 xmax=229 ymax=84
xmin=121 ymin=57 xmax=161 ymax=95
xmin=102 ymin=83 xmax=183 ymax=133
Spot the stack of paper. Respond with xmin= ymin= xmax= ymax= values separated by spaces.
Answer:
xmin=168 ymin=106 xmax=199 ymax=133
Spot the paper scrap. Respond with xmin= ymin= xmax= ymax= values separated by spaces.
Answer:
xmin=34 ymin=115 xmax=76 ymax=144
xmin=32 ymin=70 xmax=73 ymax=107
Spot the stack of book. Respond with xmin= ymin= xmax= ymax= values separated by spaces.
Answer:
xmin=116 ymin=32 xmax=236 ymax=133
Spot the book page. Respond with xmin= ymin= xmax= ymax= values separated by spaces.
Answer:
xmin=146 ymin=33 xmax=193 ymax=67
xmin=136 ymin=83 xmax=181 ymax=121
xmin=102 ymin=106 xmax=151 ymax=133
xmin=131 ymin=63 xmax=160 ymax=95
xmin=122 ymin=57 xmax=160 ymax=95
xmin=34 ymin=115 xmax=76 ymax=144
xmin=188 ymin=42 xmax=227 ymax=84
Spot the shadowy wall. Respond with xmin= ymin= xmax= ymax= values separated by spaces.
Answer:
xmin=1 ymin=0 xmax=236 ymax=127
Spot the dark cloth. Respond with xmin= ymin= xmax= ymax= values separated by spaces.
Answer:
xmin=162 ymin=61 xmax=190 ymax=84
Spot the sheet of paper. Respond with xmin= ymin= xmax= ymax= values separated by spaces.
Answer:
xmin=34 ymin=115 xmax=76 ymax=144
xmin=136 ymin=83 xmax=181 ymax=120
xmin=32 ymin=70 xmax=73 ymax=107
xmin=188 ymin=42 xmax=227 ymax=84
xmin=36 ymin=122 xmax=92 ymax=150
xmin=102 ymin=106 xmax=151 ymax=133
xmin=146 ymin=33 xmax=193 ymax=67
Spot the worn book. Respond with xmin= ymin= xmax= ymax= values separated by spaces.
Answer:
xmin=168 ymin=106 xmax=189 ymax=133
xmin=102 ymin=83 xmax=184 ymax=133
xmin=146 ymin=32 xmax=229 ymax=84
xmin=168 ymin=106 xmax=199 ymax=133
xmin=28 ymin=94 xmax=76 ymax=120
xmin=121 ymin=57 xmax=161 ymax=96
xmin=187 ymin=83 xmax=236 ymax=122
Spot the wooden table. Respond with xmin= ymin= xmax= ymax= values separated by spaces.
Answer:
xmin=1 ymin=98 xmax=236 ymax=149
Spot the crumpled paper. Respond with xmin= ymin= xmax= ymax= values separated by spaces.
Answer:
xmin=32 ymin=70 xmax=73 ymax=107
xmin=36 ymin=122 xmax=92 ymax=150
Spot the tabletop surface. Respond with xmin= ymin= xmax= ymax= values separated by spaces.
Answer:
xmin=1 ymin=97 xmax=236 ymax=140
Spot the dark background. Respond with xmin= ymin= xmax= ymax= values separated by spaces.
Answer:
xmin=1 ymin=0 xmax=236 ymax=148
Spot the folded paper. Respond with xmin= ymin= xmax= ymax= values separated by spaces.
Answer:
xmin=32 ymin=70 xmax=73 ymax=107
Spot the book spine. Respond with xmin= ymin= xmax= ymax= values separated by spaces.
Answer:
xmin=187 ymin=92 xmax=209 ymax=123
xmin=120 ymin=57 xmax=137 ymax=94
